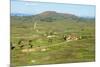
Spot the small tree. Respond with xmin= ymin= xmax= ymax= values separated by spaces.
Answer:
xmin=28 ymin=40 xmax=33 ymax=48
xmin=18 ymin=39 xmax=24 ymax=48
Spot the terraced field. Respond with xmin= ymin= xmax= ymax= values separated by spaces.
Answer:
xmin=11 ymin=17 xmax=95 ymax=66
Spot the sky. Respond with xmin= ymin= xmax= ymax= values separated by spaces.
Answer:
xmin=11 ymin=0 xmax=95 ymax=17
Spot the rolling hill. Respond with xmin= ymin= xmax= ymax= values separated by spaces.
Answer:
xmin=11 ymin=11 xmax=80 ymax=23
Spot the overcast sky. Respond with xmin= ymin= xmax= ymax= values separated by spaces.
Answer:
xmin=11 ymin=0 xmax=95 ymax=17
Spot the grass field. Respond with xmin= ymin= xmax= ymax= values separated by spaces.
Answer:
xmin=11 ymin=13 xmax=95 ymax=66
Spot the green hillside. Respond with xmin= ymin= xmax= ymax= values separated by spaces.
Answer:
xmin=11 ymin=11 xmax=95 ymax=66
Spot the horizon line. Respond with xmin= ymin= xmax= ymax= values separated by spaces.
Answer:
xmin=11 ymin=11 xmax=95 ymax=18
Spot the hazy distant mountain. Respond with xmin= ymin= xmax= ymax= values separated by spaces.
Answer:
xmin=11 ymin=13 xmax=32 ymax=16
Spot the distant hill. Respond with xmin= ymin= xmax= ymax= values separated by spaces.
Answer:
xmin=11 ymin=13 xmax=32 ymax=16
xmin=11 ymin=11 xmax=94 ymax=23
xmin=33 ymin=11 xmax=79 ymax=22
xmin=38 ymin=11 xmax=77 ymax=18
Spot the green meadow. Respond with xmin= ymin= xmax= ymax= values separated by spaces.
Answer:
xmin=11 ymin=11 xmax=95 ymax=66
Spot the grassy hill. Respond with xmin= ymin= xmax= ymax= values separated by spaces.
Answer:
xmin=11 ymin=11 xmax=95 ymax=66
